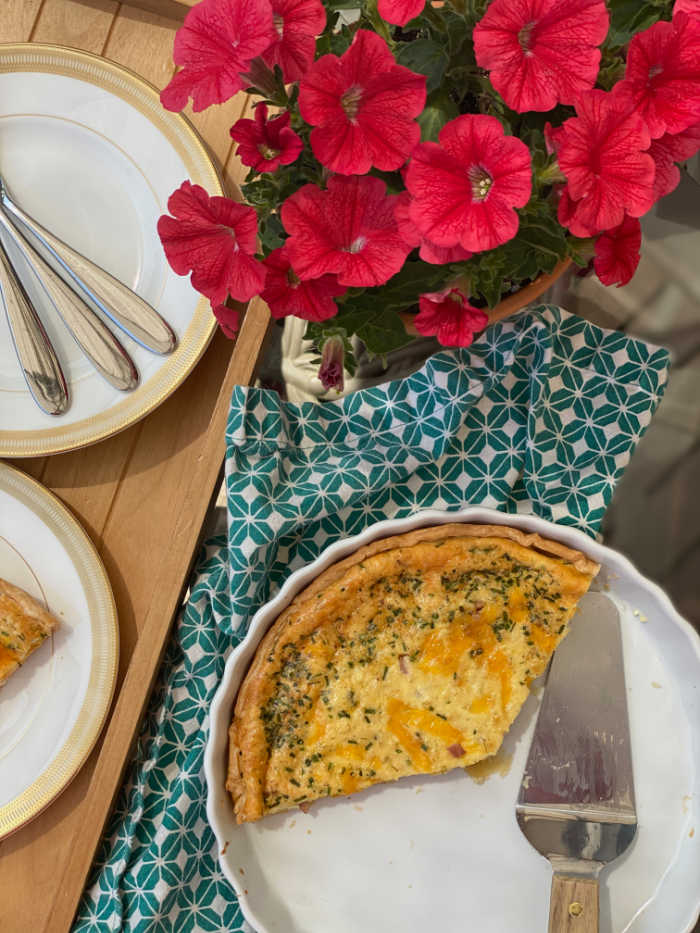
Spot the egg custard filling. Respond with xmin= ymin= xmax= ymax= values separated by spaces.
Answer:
xmin=227 ymin=524 xmax=599 ymax=823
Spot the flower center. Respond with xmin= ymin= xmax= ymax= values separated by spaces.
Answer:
xmin=258 ymin=143 xmax=281 ymax=160
xmin=224 ymin=227 xmax=240 ymax=252
xmin=648 ymin=64 xmax=663 ymax=81
xmin=468 ymin=165 xmax=493 ymax=202
xmin=346 ymin=235 xmax=367 ymax=253
xmin=341 ymin=85 xmax=363 ymax=121
xmin=286 ymin=267 xmax=300 ymax=288
xmin=273 ymin=13 xmax=284 ymax=36
xmin=517 ymin=21 xmax=536 ymax=53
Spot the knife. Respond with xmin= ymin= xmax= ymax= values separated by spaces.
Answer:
xmin=516 ymin=592 xmax=637 ymax=933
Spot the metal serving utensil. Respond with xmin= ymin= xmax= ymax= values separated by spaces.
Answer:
xmin=0 ymin=208 xmax=138 ymax=392
xmin=0 ymin=239 xmax=68 ymax=415
xmin=0 ymin=175 xmax=177 ymax=355
xmin=516 ymin=592 xmax=637 ymax=933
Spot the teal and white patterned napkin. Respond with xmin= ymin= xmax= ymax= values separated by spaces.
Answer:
xmin=74 ymin=306 xmax=670 ymax=932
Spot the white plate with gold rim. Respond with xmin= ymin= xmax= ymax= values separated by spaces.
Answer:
xmin=205 ymin=507 xmax=700 ymax=933
xmin=0 ymin=462 xmax=118 ymax=838
xmin=0 ymin=43 xmax=221 ymax=457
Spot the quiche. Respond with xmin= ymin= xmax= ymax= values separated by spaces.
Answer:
xmin=227 ymin=524 xmax=599 ymax=823
xmin=0 ymin=578 xmax=59 ymax=686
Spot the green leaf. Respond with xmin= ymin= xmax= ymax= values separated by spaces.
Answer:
xmin=396 ymin=38 xmax=448 ymax=94
xmin=334 ymin=305 xmax=415 ymax=356
xmin=441 ymin=9 xmax=471 ymax=56
xmin=606 ymin=0 xmax=668 ymax=46
xmin=417 ymin=89 xmax=459 ymax=141
xmin=460 ymin=199 xmax=568 ymax=308
xmin=368 ymin=260 xmax=446 ymax=310
xmin=259 ymin=214 xmax=285 ymax=254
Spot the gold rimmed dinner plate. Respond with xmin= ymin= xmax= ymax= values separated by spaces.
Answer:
xmin=0 ymin=462 xmax=118 ymax=838
xmin=0 ymin=44 xmax=222 ymax=456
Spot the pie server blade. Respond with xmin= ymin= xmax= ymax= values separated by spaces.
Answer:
xmin=516 ymin=592 xmax=637 ymax=932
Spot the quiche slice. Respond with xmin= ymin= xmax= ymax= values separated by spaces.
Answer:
xmin=227 ymin=524 xmax=599 ymax=823
xmin=0 ymin=578 xmax=59 ymax=686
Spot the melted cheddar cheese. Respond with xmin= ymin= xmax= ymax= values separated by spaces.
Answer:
xmin=227 ymin=528 xmax=598 ymax=822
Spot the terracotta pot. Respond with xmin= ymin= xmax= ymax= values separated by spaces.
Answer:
xmin=400 ymin=258 xmax=572 ymax=336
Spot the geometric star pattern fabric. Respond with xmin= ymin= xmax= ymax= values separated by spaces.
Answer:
xmin=73 ymin=306 xmax=669 ymax=932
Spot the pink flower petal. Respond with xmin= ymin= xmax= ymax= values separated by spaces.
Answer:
xmin=160 ymin=0 xmax=275 ymax=112
xmin=473 ymin=0 xmax=609 ymax=113
xmin=261 ymin=246 xmax=345 ymax=320
xmin=377 ymin=0 xmax=425 ymax=27
xmin=262 ymin=0 xmax=325 ymax=82
xmin=158 ymin=181 xmax=266 ymax=304
xmin=298 ymin=30 xmax=426 ymax=174
xmin=230 ymin=103 xmax=303 ymax=173
xmin=415 ymin=289 xmax=489 ymax=347
xmin=613 ymin=14 xmax=700 ymax=139
xmin=281 ymin=175 xmax=412 ymax=287
xmin=594 ymin=216 xmax=642 ymax=287
xmin=556 ymin=90 xmax=655 ymax=236
xmin=648 ymin=120 xmax=700 ymax=200
xmin=405 ymin=115 xmax=531 ymax=252
xmin=212 ymin=302 xmax=241 ymax=338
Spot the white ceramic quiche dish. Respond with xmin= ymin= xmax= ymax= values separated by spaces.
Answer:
xmin=205 ymin=507 xmax=700 ymax=933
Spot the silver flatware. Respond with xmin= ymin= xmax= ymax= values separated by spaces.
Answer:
xmin=516 ymin=592 xmax=637 ymax=933
xmin=0 ymin=241 xmax=68 ymax=415
xmin=0 ymin=175 xmax=177 ymax=355
xmin=0 ymin=210 xmax=138 ymax=392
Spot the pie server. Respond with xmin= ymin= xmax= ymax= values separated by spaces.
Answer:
xmin=516 ymin=591 xmax=637 ymax=932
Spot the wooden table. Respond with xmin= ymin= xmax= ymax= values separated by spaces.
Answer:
xmin=0 ymin=2 xmax=270 ymax=929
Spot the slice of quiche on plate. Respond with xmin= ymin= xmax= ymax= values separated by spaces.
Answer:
xmin=227 ymin=523 xmax=599 ymax=823
xmin=0 ymin=577 xmax=59 ymax=687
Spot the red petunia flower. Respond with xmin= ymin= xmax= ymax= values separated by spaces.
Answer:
xmin=648 ymin=121 xmax=700 ymax=200
xmin=262 ymin=0 xmax=325 ymax=83
xmin=405 ymin=114 xmax=532 ymax=253
xmin=472 ymin=0 xmax=609 ymax=113
xmin=160 ymin=0 xmax=275 ymax=112
xmin=212 ymin=302 xmax=241 ymax=338
xmin=157 ymin=181 xmax=266 ymax=304
xmin=414 ymin=289 xmax=489 ymax=348
xmin=281 ymin=174 xmax=412 ymax=286
xmin=593 ymin=216 xmax=642 ymax=288
xmin=377 ymin=0 xmax=425 ymax=28
xmin=298 ymin=30 xmax=426 ymax=175
xmin=555 ymin=90 xmax=655 ymax=237
xmin=230 ymin=104 xmax=303 ymax=173
xmin=394 ymin=193 xmax=472 ymax=265
xmin=261 ymin=246 xmax=345 ymax=320
xmin=613 ymin=13 xmax=700 ymax=139
xmin=675 ymin=0 xmax=700 ymax=16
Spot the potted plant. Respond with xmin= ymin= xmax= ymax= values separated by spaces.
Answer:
xmin=157 ymin=0 xmax=700 ymax=392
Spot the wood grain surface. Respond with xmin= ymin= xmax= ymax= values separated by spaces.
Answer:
xmin=548 ymin=875 xmax=599 ymax=933
xmin=0 ymin=4 xmax=270 ymax=930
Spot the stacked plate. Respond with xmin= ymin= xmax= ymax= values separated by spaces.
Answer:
xmin=0 ymin=43 xmax=222 ymax=457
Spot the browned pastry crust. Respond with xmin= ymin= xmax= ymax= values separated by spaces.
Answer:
xmin=0 ymin=578 xmax=59 ymax=686
xmin=227 ymin=523 xmax=599 ymax=823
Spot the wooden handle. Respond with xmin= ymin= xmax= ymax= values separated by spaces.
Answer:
xmin=548 ymin=875 xmax=599 ymax=933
